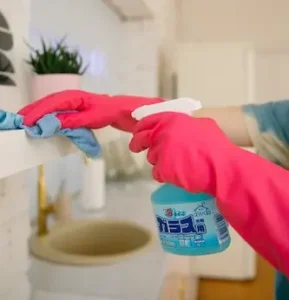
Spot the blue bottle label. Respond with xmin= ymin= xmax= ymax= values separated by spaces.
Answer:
xmin=153 ymin=199 xmax=229 ymax=250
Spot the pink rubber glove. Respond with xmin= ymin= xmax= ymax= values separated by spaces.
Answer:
xmin=130 ymin=112 xmax=289 ymax=277
xmin=18 ymin=90 xmax=163 ymax=132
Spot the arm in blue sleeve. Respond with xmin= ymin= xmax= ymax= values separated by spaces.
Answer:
xmin=243 ymin=100 xmax=289 ymax=299
xmin=242 ymin=100 xmax=289 ymax=167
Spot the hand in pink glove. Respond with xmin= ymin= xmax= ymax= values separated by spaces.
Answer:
xmin=130 ymin=111 xmax=289 ymax=277
xmin=18 ymin=90 xmax=163 ymax=132
xmin=129 ymin=112 xmax=236 ymax=193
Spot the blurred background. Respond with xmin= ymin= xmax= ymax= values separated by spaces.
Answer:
xmin=1 ymin=0 xmax=287 ymax=299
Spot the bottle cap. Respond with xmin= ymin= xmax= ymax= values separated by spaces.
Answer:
xmin=131 ymin=97 xmax=202 ymax=121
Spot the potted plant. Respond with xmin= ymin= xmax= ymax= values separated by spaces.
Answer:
xmin=26 ymin=36 xmax=88 ymax=100
xmin=26 ymin=37 xmax=89 ymax=224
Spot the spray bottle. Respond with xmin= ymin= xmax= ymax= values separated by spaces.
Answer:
xmin=132 ymin=98 xmax=231 ymax=256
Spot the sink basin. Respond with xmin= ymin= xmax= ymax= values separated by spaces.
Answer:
xmin=29 ymin=219 xmax=153 ymax=266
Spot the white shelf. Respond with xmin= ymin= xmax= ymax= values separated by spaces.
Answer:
xmin=0 ymin=130 xmax=77 ymax=179
xmin=103 ymin=0 xmax=154 ymax=21
xmin=0 ymin=126 xmax=125 ymax=180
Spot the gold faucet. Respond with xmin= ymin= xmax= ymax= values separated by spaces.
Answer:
xmin=37 ymin=164 xmax=55 ymax=236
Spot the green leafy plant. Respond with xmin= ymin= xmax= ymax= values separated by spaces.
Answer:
xmin=26 ymin=36 xmax=88 ymax=75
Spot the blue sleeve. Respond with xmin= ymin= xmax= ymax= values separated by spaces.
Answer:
xmin=243 ymin=100 xmax=289 ymax=146
xmin=242 ymin=100 xmax=289 ymax=167
xmin=243 ymin=102 xmax=289 ymax=299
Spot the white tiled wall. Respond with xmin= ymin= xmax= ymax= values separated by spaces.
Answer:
xmin=118 ymin=21 xmax=159 ymax=96
xmin=27 ymin=0 xmax=161 ymax=221
xmin=145 ymin=0 xmax=178 ymax=99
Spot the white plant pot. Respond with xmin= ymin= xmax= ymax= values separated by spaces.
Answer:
xmin=31 ymin=74 xmax=81 ymax=101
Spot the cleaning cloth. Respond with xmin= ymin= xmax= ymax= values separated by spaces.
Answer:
xmin=0 ymin=110 xmax=101 ymax=158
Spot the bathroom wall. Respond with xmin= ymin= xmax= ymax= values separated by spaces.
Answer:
xmin=27 ymin=0 xmax=160 ymax=219
xmin=156 ymin=0 xmax=289 ymax=105
xmin=177 ymin=0 xmax=289 ymax=47
xmin=150 ymin=0 xmax=178 ymax=99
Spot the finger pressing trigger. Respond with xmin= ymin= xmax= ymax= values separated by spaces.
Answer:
xmin=132 ymin=114 xmax=162 ymax=134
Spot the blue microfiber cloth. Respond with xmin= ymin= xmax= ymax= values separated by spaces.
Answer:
xmin=0 ymin=110 xmax=101 ymax=158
